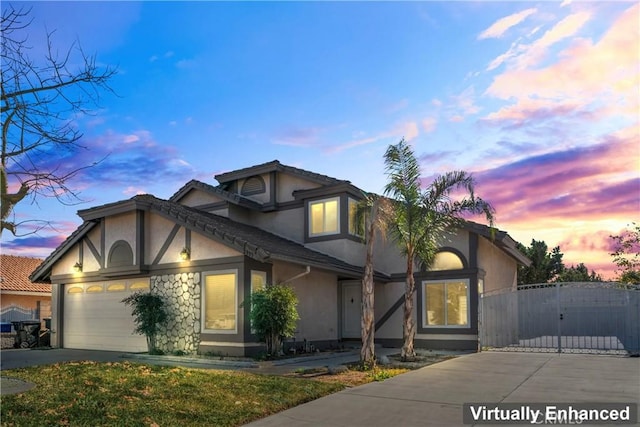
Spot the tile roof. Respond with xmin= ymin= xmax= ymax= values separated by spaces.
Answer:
xmin=145 ymin=195 xmax=381 ymax=278
xmin=31 ymin=194 xmax=390 ymax=283
xmin=1 ymin=255 xmax=51 ymax=293
xmin=169 ymin=179 xmax=264 ymax=209
xmin=214 ymin=160 xmax=349 ymax=186
xmin=462 ymin=221 xmax=531 ymax=266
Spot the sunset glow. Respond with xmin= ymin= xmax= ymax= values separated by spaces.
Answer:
xmin=1 ymin=1 xmax=638 ymax=280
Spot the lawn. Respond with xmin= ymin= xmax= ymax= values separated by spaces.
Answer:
xmin=0 ymin=361 xmax=344 ymax=427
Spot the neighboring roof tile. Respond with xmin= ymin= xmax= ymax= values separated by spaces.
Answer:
xmin=1 ymin=255 xmax=51 ymax=293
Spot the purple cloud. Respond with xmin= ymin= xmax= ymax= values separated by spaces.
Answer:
xmin=472 ymin=134 xmax=637 ymax=223
xmin=1 ymin=235 xmax=67 ymax=258
xmin=418 ymin=149 xmax=461 ymax=164
xmin=5 ymin=130 xmax=199 ymax=198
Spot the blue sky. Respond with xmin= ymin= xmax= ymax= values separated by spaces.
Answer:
xmin=2 ymin=1 xmax=638 ymax=279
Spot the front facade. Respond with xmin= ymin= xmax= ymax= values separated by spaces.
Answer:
xmin=31 ymin=161 xmax=529 ymax=355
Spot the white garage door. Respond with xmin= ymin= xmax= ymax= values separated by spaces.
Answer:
xmin=63 ymin=281 xmax=149 ymax=352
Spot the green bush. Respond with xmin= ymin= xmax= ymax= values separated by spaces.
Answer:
xmin=121 ymin=291 xmax=167 ymax=353
xmin=245 ymin=284 xmax=299 ymax=356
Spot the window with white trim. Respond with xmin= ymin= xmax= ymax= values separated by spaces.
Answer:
xmin=251 ymin=271 xmax=267 ymax=294
xmin=250 ymin=271 xmax=267 ymax=332
xmin=203 ymin=270 xmax=238 ymax=332
xmin=422 ymin=279 xmax=469 ymax=327
xmin=309 ymin=197 xmax=339 ymax=236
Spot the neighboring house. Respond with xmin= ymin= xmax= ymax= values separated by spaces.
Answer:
xmin=1 ymin=254 xmax=51 ymax=323
xmin=30 ymin=160 xmax=530 ymax=355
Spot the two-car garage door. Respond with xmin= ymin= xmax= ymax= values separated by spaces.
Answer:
xmin=63 ymin=281 xmax=149 ymax=352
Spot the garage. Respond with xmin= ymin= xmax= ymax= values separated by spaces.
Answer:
xmin=62 ymin=281 xmax=149 ymax=352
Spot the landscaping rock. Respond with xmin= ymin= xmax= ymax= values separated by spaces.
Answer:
xmin=151 ymin=272 xmax=201 ymax=354
xmin=328 ymin=365 xmax=348 ymax=375
xmin=377 ymin=355 xmax=391 ymax=366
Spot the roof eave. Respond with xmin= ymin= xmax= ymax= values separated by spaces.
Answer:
xmin=462 ymin=220 xmax=531 ymax=267
xmin=29 ymin=221 xmax=97 ymax=283
xmin=169 ymin=180 xmax=264 ymax=211
xmin=78 ymin=198 xmax=152 ymax=221
xmin=215 ymin=160 xmax=282 ymax=183
xmin=292 ymin=182 xmax=365 ymax=200
xmin=269 ymin=254 xmax=390 ymax=282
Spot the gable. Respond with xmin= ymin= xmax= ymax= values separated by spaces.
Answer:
xmin=178 ymin=188 xmax=226 ymax=208
xmin=105 ymin=212 xmax=138 ymax=264
xmin=147 ymin=212 xmax=242 ymax=265
xmin=31 ymin=194 xmax=375 ymax=283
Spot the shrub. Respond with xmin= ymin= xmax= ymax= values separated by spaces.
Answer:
xmin=245 ymin=284 xmax=299 ymax=356
xmin=121 ymin=291 xmax=167 ymax=353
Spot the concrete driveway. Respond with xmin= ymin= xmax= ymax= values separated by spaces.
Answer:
xmin=2 ymin=349 xmax=638 ymax=425
xmin=245 ymin=352 xmax=640 ymax=426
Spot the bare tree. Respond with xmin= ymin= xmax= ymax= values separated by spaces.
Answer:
xmin=1 ymin=5 xmax=116 ymax=236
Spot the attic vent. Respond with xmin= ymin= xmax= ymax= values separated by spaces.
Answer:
xmin=241 ymin=175 xmax=266 ymax=195
xmin=108 ymin=240 xmax=134 ymax=267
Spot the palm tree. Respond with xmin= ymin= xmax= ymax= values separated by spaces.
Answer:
xmin=356 ymin=193 xmax=392 ymax=366
xmin=383 ymin=139 xmax=494 ymax=360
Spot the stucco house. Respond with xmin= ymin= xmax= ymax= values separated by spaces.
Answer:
xmin=30 ymin=160 xmax=529 ymax=355
xmin=1 ymin=254 xmax=51 ymax=324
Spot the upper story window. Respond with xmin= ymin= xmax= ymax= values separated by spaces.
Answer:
xmin=309 ymin=197 xmax=340 ymax=236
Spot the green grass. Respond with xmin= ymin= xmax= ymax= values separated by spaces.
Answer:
xmin=1 ymin=361 xmax=344 ymax=426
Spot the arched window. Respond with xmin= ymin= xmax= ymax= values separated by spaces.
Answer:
xmin=241 ymin=175 xmax=266 ymax=195
xmin=107 ymin=240 xmax=133 ymax=267
xmin=430 ymin=250 xmax=466 ymax=271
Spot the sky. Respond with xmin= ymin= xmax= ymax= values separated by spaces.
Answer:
xmin=1 ymin=1 xmax=638 ymax=280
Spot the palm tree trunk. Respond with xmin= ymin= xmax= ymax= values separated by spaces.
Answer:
xmin=360 ymin=219 xmax=376 ymax=366
xmin=401 ymin=256 xmax=416 ymax=361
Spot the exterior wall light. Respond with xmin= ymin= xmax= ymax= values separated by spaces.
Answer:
xmin=180 ymin=247 xmax=190 ymax=261
xmin=73 ymin=262 xmax=83 ymax=273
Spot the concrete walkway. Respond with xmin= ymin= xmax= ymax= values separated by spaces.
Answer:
xmin=245 ymin=352 xmax=640 ymax=426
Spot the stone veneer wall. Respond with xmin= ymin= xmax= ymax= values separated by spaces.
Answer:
xmin=151 ymin=272 xmax=201 ymax=354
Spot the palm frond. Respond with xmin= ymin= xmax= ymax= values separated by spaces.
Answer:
xmin=383 ymin=139 xmax=421 ymax=204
